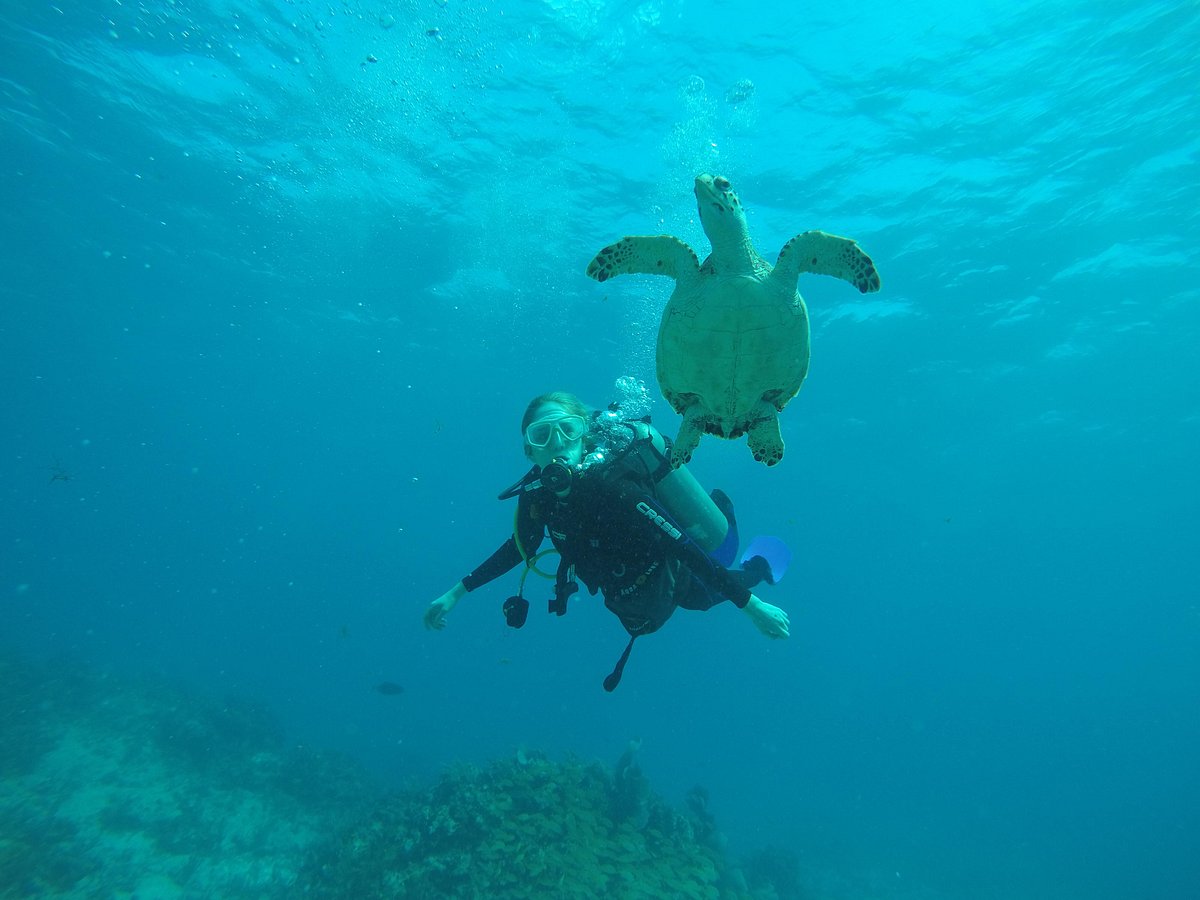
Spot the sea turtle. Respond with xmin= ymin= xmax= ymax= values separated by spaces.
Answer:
xmin=586 ymin=174 xmax=881 ymax=467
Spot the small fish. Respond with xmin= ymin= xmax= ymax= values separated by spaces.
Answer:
xmin=375 ymin=681 xmax=404 ymax=695
xmin=46 ymin=458 xmax=74 ymax=483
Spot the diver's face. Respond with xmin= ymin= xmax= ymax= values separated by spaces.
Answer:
xmin=525 ymin=402 xmax=585 ymax=469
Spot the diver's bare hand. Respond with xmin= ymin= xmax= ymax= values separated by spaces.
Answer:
xmin=743 ymin=594 xmax=789 ymax=639
xmin=424 ymin=582 xmax=465 ymax=631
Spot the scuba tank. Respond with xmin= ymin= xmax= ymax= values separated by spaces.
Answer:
xmin=601 ymin=417 xmax=729 ymax=555
xmin=651 ymin=454 xmax=728 ymax=554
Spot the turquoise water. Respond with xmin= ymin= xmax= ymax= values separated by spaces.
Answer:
xmin=2 ymin=0 xmax=1197 ymax=897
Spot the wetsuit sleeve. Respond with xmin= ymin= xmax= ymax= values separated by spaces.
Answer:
xmin=670 ymin=532 xmax=752 ymax=607
xmin=461 ymin=494 xmax=544 ymax=592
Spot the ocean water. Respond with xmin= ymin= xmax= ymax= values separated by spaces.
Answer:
xmin=1 ymin=0 xmax=1197 ymax=897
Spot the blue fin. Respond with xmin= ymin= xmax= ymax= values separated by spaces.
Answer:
xmin=740 ymin=536 xmax=791 ymax=584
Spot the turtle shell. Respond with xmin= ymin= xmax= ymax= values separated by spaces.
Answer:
xmin=656 ymin=268 xmax=810 ymax=439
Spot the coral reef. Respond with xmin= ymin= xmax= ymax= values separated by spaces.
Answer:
xmin=0 ymin=654 xmax=796 ymax=899
xmin=0 ymin=656 xmax=371 ymax=899
xmin=304 ymin=747 xmax=753 ymax=899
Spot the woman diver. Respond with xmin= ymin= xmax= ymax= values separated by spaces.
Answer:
xmin=422 ymin=390 xmax=790 ymax=689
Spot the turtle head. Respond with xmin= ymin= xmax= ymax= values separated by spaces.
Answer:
xmin=694 ymin=174 xmax=751 ymax=251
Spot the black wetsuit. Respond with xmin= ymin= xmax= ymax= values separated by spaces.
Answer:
xmin=461 ymin=454 xmax=752 ymax=637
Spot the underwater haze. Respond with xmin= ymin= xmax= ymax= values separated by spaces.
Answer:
xmin=2 ymin=0 xmax=1198 ymax=897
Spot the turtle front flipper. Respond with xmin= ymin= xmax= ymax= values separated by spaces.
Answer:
xmin=771 ymin=230 xmax=881 ymax=294
xmin=586 ymin=235 xmax=701 ymax=284
xmin=671 ymin=404 xmax=707 ymax=468
xmin=746 ymin=406 xmax=785 ymax=467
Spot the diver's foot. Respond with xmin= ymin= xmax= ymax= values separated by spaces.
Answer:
xmin=743 ymin=595 xmax=789 ymax=639
xmin=741 ymin=554 xmax=775 ymax=587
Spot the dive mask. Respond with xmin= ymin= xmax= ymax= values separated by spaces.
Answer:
xmin=525 ymin=414 xmax=587 ymax=448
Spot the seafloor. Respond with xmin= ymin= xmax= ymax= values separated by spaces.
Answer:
xmin=0 ymin=654 xmax=802 ymax=899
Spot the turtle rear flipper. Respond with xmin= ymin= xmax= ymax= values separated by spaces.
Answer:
xmin=586 ymin=235 xmax=700 ymax=284
xmin=671 ymin=404 xmax=708 ymax=468
xmin=746 ymin=405 xmax=785 ymax=466
xmin=772 ymin=230 xmax=881 ymax=294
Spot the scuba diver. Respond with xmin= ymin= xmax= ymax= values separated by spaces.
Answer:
xmin=422 ymin=390 xmax=791 ymax=690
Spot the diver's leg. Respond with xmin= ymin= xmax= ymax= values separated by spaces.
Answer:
xmin=734 ymin=555 xmax=775 ymax=590
xmin=675 ymin=573 xmax=724 ymax=612
xmin=708 ymin=488 xmax=739 ymax=567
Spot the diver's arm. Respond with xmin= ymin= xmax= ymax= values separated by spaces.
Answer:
xmin=460 ymin=536 xmax=526 ymax=592
xmin=672 ymin=534 xmax=752 ymax=607
xmin=461 ymin=492 xmax=544 ymax=591
xmin=424 ymin=581 xmax=466 ymax=631
xmin=743 ymin=593 xmax=790 ymax=639
xmin=674 ymin=540 xmax=790 ymax=638
xmin=676 ymin=545 xmax=790 ymax=638
xmin=422 ymin=539 xmax=520 ymax=632
xmin=423 ymin=495 xmax=544 ymax=630
xmin=668 ymin=531 xmax=790 ymax=638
